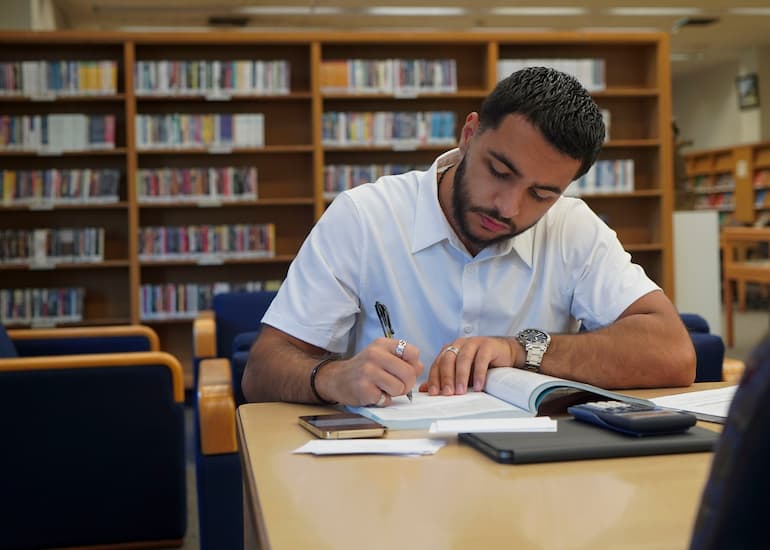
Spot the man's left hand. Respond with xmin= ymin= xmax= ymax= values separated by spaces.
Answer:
xmin=419 ymin=336 xmax=524 ymax=395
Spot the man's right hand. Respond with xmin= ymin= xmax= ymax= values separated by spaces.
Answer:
xmin=315 ymin=338 xmax=423 ymax=406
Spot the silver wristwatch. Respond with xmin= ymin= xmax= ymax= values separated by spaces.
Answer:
xmin=515 ymin=328 xmax=551 ymax=372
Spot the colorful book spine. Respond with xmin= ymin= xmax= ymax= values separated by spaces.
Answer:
xmin=0 ymin=287 xmax=84 ymax=325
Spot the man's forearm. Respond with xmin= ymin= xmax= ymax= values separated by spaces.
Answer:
xmin=539 ymin=310 xmax=696 ymax=389
xmin=241 ymin=325 xmax=331 ymax=403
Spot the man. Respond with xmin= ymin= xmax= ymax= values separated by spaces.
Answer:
xmin=242 ymin=66 xmax=695 ymax=406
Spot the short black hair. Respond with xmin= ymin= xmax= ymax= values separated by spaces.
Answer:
xmin=479 ymin=66 xmax=605 ymax=180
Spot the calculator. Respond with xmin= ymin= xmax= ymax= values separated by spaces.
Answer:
xmin=568 ymin=401 xmax=697 ymax=437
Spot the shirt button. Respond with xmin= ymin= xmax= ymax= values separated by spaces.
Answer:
xmin=463 ymin=326 xmax=473 ymax=334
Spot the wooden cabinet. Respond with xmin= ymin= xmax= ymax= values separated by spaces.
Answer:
xmin=1 ymin=31 xmax=675 ymax=387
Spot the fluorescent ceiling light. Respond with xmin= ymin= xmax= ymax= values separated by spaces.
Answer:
xmin=470 ymin=27 xmax=555 ymax=33
xmin=728 ymin=8 xmax=770 ymax=16
xmin=490 ymin=7 xmax=587 ymax=16
xmin=579 ymin=27 xmax=660 ymax=33
xmin=236 ymin=6 xmax=343 ymax=15
xmin=608 ymin=7 xmax=703 ymax=16
xmin=118 ymin=26 xmax=215 ymax=31
xmin=365 ymin=7 xmax=467 ymax=16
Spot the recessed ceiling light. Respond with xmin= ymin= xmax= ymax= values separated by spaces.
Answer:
xmin=235 ymin=6 xmax=343 ymax=15
xmin=608 ymin=7 xmax=703 ymax=16
xmin=728 ymin=8 xmax=770 ymax=16
xmin=490 ymin=7 xmax=587 ymax=16
xmin=365 ymin=7 xmax=467 ymax=16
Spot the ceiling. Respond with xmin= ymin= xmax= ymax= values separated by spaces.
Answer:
xmin=50 ymin=1 xmax=770 ymax=75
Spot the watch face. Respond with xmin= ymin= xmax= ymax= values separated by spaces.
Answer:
xmin=519 ymin=328 xmax=549 ymax=344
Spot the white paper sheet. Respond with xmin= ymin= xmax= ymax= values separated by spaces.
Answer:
xmin=292 ymin=438 xmax=446 ymax=456
xmin=651 ymin=385 xmax=737 ymax=422
xmin=428 ymin=417 xmax=557 ymax=435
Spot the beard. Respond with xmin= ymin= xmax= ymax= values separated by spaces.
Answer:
xmin=450 ymin=156 xmax=529 ymax=250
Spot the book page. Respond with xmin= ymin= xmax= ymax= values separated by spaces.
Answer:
xmin=347 ymin=391 xmax=530 ymax=430
xmin=484 ymin=368 xmax=559 ymax=412
xmin=484 ymin=367 xmax=653 ymax=413
xmin=651 ymin=385 xmax=737 ymax=422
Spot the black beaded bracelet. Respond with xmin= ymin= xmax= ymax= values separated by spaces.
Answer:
xmin=309 ymin=355 xmax=340 ymax=405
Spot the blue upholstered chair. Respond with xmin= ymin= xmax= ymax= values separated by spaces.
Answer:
xmin=192 ymin=290 xmax=277 ymax=550
xmin=0 ymin=324 xmax=187 ymax=549
xmin=680 ymin=313 xmax=725 ymax=382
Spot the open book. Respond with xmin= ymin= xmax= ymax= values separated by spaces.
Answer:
xmin=347 ymin=367 xmax=653 ymax=430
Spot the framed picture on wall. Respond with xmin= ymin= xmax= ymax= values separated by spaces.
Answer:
xmin=736 ymin=73 xmax=760 ymax=109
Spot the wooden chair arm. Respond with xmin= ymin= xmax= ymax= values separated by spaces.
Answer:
xmin=198 ymin=358 xmax=237 ymax=455
xmin=193 ymin=310 xmax=217 ymax=359
xmin=7 ymin=325 xmax=160 ymax=351
xmin=0 ymin=351 xmax=184 ymax=402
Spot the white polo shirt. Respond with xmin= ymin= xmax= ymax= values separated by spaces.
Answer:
xmin=263 ymin=149 xmax=659 ymax=380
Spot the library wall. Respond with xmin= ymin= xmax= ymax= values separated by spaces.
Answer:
xmin=673 ymin=60 xmax=746 ymax=151
xmin=673 ymin=47 xmax=770 ymax=152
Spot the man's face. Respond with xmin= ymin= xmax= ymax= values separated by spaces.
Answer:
xmin=449 ymin=113 xmax=582 ymax=253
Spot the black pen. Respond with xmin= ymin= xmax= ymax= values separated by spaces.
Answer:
xmin=374 ymin=301 xmax=413 ymax=403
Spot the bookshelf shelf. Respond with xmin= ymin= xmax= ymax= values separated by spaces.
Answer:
xmin=0 ymin=94 xmax=127 ymax=103
xmin=0 ymin=148 xmax=128 ymax=157
xmin=136 ymin=145 xmax=313 ymax=155
xmin=0 ymin=30 xmax=674 ymax=387
xmin=0 ymin=260 xmax=131 ymax=271
xmin=135 ymin=92 xmax=313 ymax=102
xmin=0 ymin=202 xmax=129 ymax=211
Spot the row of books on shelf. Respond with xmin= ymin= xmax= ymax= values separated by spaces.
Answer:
xmin=138 ymin=224 xmax=275 ymax=260
xmin=319 ymin=59 xmax=457 ymax=94
xmin=1 ymin=169 xmax=120 ymax=206
xmin=0 ymin=114 xmax=116 ymax=152
xmin=1 ymin=287 xmax=84 ymax=325
xmin=497 ymin=58 xmax=606 ymax=92
xmin=564 ymin=160 xmax=635 ymax=196
xmin=1 ymin=228 xmax=105 ymax=265
xmin=139 ymin=279 xmax=281 ymax=320
xmin=687 ymin=173 xmax=735 ymax=193
xmin=135 ymin=113 xmax=264 ymax=149
xmin=135 ymin=59 xmax=290 ymax=97
xmin=0 ymin=60 xmax=118 ymax=97
xmin=137 ymin=166 xmax=257 ymax=203
xmin=754 ymin=169 xmax=770 ymax=188
xmin=694 ymin=192 xmax=734 ymax=210
xmin=323 ymin=163 xmax=429 ymax=199
xmin=322 ymin=111 xmax=456 ymax=146
xmin=755 ymin=189 xmax=769 ymax=208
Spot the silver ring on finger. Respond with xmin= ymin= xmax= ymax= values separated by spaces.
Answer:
xmin=444 ymin=345 xmax=460 ymax=356
xmin=395 ymin=338 xmax=407 ymax=358
xmin=375 ymin=391 xmax=388 ymax=407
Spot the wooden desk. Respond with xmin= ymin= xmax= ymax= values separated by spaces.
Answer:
xmin=721 ymin=226 xmax=770 ymax=346
xmin=238 ymin=384 xmax=725 ymax=550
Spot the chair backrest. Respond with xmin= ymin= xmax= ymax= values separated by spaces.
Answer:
xmin=0 ymin=352 xmax=187 ymax=549
xmin=0 ymin=325 xmax=18 ymax=358
xmin=689 ymin=335 xmax=770 ymax=549
xmin=213 ymin=290 xmax=277 ymax=358
xmin=679 ymin=313 xmax=724 ymax=382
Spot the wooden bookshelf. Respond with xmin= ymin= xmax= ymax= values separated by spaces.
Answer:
xmin=0 ymin=31 xmax=675 ymax=387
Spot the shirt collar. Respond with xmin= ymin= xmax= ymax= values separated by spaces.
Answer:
xmin=411 ymin=149 xmax=459 ymax=254
xmin=410 ymin=148 xmax=535 ymax=268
